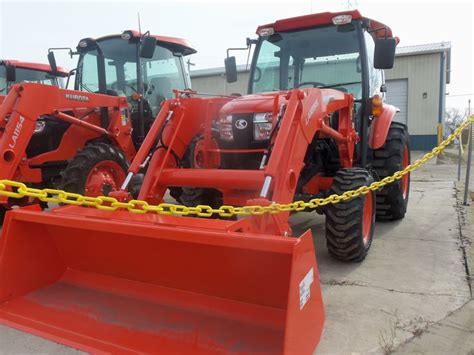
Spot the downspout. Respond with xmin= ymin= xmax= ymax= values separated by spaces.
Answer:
xmin=437 ymin=51 xmax=446 ymax=143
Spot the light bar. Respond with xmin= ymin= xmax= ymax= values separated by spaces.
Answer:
xmin=121 ymin=31 xmax=132 ymax=40
xmin=332 ymin=14 xmax=352 ymax=25
xmin=257 ymin=27 xmax=275 ymax=37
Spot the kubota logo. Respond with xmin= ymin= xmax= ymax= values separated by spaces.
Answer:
xmin=65 ymin=93 xmax=90 ymax=102
xmin=8 ymin=116 xmax=25 ymax=149
xmin=235 ymin=119 xmax=248 ymax=130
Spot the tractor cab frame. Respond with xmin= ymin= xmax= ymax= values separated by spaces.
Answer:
xmin=224 ymin=10 xmax=398 ymax=167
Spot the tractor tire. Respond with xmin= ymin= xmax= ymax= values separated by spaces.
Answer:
xmin=373 ymin=122 xmax=410 ymax=220
xmin=61 ymin=142 xmax=128 ymax=196
xmin=325 ymin=168 xmax=375 ymax=262
xmin=170 ymin=135 xmax=223 ymax=208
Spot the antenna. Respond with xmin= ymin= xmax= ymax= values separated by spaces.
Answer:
xmin=138 ymin=12 xmax=142 ymax=35
xmin=186 ymin=59 xmax=195 ymax=73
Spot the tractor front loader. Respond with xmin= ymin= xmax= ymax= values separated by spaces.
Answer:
xmin=0 ymin=88 xmax=331 ymax=354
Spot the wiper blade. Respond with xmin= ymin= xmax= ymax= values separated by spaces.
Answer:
xmin=320 ymin=81 xmax=361 ymax=89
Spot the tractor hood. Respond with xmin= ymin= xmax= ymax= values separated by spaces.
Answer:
xmin=220 ymin=92 xmax=280 ymax=115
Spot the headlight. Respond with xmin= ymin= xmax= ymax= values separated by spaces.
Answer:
xmin=219 ymin=115 xmax=233 ymax=141
xmin=253 ymin=112 xmax=273 ymax=141
xmin=33 ymin=121 xmax=46 ymax=134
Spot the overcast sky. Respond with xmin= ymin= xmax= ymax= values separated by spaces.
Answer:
xmin=0 ymin=0 xmax=472 ymax=110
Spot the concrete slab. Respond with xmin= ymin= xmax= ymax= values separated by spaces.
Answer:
xmin=0 ymin=152 xmax=470 ymax=354
xmin=316 ymin=286 xmax=468 ymax=354
xmin=0 ymin=324 xmax=82 ymax=354
xmin=393 ymin=300 xmax=474 ymax=355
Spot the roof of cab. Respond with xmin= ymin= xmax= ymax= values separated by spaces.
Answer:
xmin=256 ymin=10 xmax=393 ymax=39
xmin=1 ymin=60 xmax=69 ymax=76
xmin=87 ymin=31 xmax=197 ymax=56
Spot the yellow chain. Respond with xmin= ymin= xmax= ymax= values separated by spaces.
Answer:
xmin=1 ymin=115 xmax=473 ymax=218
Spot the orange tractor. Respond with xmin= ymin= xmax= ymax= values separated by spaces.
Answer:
xmin=0 ymin=31 xmax=195 ymax=223
xmin=0 ymin=10 xmax=408 ymax=354
xmin=0 ymin=59 xmax=69 ymax=102
xmin=170 ymin=10 xmax=410 ymax=260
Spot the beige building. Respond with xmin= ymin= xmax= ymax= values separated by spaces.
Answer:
xmin=191 ymin=42 xmax=451 ymax=150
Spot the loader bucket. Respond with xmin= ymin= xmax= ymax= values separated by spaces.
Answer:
xmin=0 ymin=207 xmax=324 ymax=354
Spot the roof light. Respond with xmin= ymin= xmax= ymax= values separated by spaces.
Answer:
xmin=121 ymin=31 xmax=132 ymax=40
xmin=332 ymin=14 xmax=352 ymax=25
xmin=257 ymin=27 xmax=275 ymax=37
xmin=78 ymin=40 xmax=88 ymax=48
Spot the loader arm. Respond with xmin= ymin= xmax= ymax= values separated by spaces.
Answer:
xmin=131 ymin=88 xmax=355 ymax=236
xmin=0 ymin=83 xmax=133 ymax=188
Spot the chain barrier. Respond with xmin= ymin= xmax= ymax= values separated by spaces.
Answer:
xmin=1 ymin=115 xmax=473 ymax=218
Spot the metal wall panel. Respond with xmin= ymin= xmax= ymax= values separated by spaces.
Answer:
xmin=385 ymin=79 xmax=408 ymax=125
xmin=385 ymin=53 xmax=441 ymax=135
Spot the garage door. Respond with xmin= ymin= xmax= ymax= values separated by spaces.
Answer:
xmin=385 ymin=79 xmax=408 ymax=126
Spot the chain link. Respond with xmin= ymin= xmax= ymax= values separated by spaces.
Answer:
xmin=1 ymin=115 xmax=472 ymax=217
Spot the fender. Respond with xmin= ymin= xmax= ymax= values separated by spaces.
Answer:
xmin=369 ymin=103 xmax=400 ymax=149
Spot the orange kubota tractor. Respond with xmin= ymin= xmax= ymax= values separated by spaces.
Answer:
xmin=168 ymin=10 xmax=411 ymax=261
xmin=0 ymin=31 xmax=195 ymax=223
xmin=0 ymin=59 xmax=69 ymax=103
xmin=0 ymin=11 xmax=407 ymax=354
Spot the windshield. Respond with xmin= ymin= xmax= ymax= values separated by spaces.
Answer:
xmin=250 ymin=24 xmax=363 ymax=99
xmin=76 ymin=37 xmax=188 ymax=116
xmin=0 ymin=65 xmax=64 ymax=93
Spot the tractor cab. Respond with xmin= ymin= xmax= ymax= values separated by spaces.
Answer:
xmin=0 ymin=60 xmax=68 ymax=95
xmin=223 ymin=10 xmax=397 ymax=167
xmin=73 ymin=31 xmax=196 ymax=146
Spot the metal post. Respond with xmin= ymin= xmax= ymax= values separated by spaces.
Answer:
xmin=458 ymin=134 xmax=462 ymax=181
xmin=463 ymin=99 xmax=472 ymax=205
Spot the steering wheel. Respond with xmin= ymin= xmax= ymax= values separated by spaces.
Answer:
xmin=296 ymin=81 xmax=326 ymax=88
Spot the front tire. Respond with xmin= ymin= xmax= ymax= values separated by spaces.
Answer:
xmin=61 ymin=142 xmax=128 ymax=196
xmin=373 ymin=122 xmax=410 ymax=220
xmin=325 ymin=168 xmax=376 ymax=262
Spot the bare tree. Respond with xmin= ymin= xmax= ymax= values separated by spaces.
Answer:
xmin=445 ymin=107 xmax=465 ymax=135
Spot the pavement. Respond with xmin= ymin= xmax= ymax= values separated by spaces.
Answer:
xmin=0 ymin=151 xmax=473 ymax=354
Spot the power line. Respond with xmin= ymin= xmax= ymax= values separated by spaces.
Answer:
xmin=446 ymin=93 xmax=474 ymax=98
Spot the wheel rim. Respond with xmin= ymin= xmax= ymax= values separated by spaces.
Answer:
xmin=402 ymin=144 xmax=409 ymax=199
xmin=194 ymin=139 xmax=220 ymax=168
xmin=362 ymin=191 xmax=373 ymax=244
xmin=85 ymin=160 xmax=126 ymax=196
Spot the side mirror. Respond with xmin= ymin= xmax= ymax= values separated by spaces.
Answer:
xmin=374 ymin=37 xmax=397 ymax=69
xmin=140 ymin=36 xmax=157 ymax=59
xmin=224 ymin=56 xmax=237 ymax=83
xmin=48 ymin=51 xmax=58 ymax=73
xmin=5 ymin=64 xmax=16 ymax=82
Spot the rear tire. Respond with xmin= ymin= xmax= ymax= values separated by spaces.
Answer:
xmin=373 ymin=122 xmax=410 ymax=220
xmin=61 ymin=142 xmax=128 ymax=196
xmin=325 ymin=168 xmax=375 ymax=262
